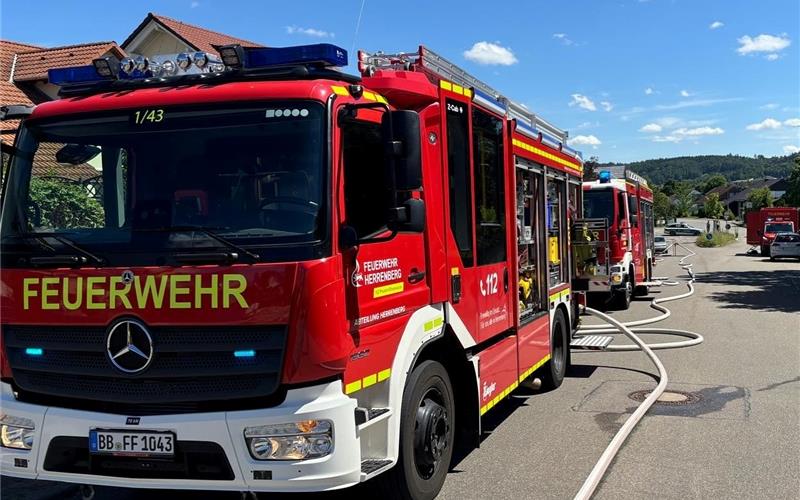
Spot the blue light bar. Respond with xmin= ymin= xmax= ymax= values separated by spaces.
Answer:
xmin=25 ymin=347 xmax=44 ymax=356
xmin=48 ymin=65 xmax=111 ymax=86
xmin=234 ymin=350 xmax=256 ymax=358
xmin=599 ymin=171 xmax=612 ymax=183
xmin=244 ymin=44 xmax=348 ymax=69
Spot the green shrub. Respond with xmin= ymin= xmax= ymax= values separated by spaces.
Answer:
xmin=696 ymin=231 xmax=736 ymax=247
xmin=28 ymin=177 xmax=104 ymax=229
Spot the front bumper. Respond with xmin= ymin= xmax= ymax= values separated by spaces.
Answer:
xmin=0 ymin=380 xmax=361 ymax=492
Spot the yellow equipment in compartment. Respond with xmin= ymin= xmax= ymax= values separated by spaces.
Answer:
xmin=548 ymin=236 xmax=560 ymax=264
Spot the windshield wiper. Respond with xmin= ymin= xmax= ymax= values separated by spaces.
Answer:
xmin=22 ymin=233 xmax=105 ymax=266
xmin=133 ymin=225 xmax=260 ymax=262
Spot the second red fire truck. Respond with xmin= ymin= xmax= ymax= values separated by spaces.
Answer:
xmin=1 ymin=43 xmax=591 ymax=498
xmin=575 ymin=166 xmax=655 ymax=309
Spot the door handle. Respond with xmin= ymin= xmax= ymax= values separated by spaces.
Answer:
xmin=408 ymin=269 xmax=426 ymax=284
xmin=503 ymin=268 xmax=509 ymax=293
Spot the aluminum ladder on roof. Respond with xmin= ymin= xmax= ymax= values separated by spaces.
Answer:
xmin=359 ymin=45 xmax=569 ymax=145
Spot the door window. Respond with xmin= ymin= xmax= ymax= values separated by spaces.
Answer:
xmin=445 ymin=99 xmax=473 ymax=267
xmin=471 ymin=109 xmax=506 ymax=266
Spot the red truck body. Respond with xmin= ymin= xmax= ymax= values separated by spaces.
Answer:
xmin=746 ymin=207 xmax=799 ymax=254
xmin=0 ymin=44 xmax=584 ymax=496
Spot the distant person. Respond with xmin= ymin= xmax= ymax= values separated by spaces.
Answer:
xmin=706 ymin=220 xmax=711 ymax=233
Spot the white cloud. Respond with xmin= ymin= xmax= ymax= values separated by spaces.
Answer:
xmin=652 ymin=135 xmax=681 ymax=143
xmin=645 ymin=87 xmax=654 ymax=95
xmin=766 ymin=53 xmax=779 ymax=61
xmin=568 ymin=135 xmax=602 ymax=148
xmin=569 ymin=94 xmax=597 ymax=111
xmin=760 ymin=103 xmax=779 ymax=110
xmin=709 ymin=21 xmax=724 ymax=30
xmin=640 ymin=123 xmax=663 ymax=133
xmin=553 ymin=33 xmax=574 ymax=46
xmin=463 ymin=42 xmax=518 ymax=65
xmin=784 ymin=118 xmax=800 ymax=127
xmin=673 ymin=126 xmax=724 ymax=136
xmin=680 ymin=89 xmax=690 ymax=97
xmin=746 ymin=118 xmax=782 ymax=130
xmin=783 ymin=145 xmax=800 ymax=154
xmin=574 ymin=121 xmax=599 ymax=130
xmin=600 ymin=101 xmax=613 ymax=112
xmin=286 ymin=26 xmax=334 ymax=38
xmin=190 ymin=1 xmax=199 ymax=7
xmin=737 ymin=33 xmax=791 ymax=55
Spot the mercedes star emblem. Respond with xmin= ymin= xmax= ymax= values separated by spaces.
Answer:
xmin=121 ymin=270 xmax=135 ymax=284
xmin=106 ymin=319 xmax=154 ymax=374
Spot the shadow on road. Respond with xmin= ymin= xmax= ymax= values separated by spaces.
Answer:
xmin=697 ymin=269 xmax=800 ymax=313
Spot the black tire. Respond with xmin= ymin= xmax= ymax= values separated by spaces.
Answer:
xmin=611 ymin=275 xmax=632 ymax=310
xmin=770 ymin=256 xmax=775 ymax=261
xmin=378 ymin=360 xmax=454 ymax=500
xmin=761 ymin=245 xmax=771 ymax=257
xmin=541 ymin=309 xmax=569 ymax=390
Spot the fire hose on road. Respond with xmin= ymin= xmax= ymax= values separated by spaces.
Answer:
xmin=572 ymin=242 xmax=704 ymax=500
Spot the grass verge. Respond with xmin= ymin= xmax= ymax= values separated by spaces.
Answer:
xmin=696 ymin=231 xmax=736 ymax=247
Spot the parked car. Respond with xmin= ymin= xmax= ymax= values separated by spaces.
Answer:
xmin=654 ymin=235 xmax=668 ymax=253
xmin=769 ymin=232 xmax=800 ymax=260
xmin=664 ymin=222 xmax=702 ymax=236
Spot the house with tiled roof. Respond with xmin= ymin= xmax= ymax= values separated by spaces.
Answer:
xmin=1 ymin=12 xmax=263 ymax=180
xmin=122 ymin=12 xmax=262 ymax=58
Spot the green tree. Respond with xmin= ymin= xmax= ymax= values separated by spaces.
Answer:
xmin=653 ymin=188 xmax=672 ymax=225
xmin=583 ymin=156 xmax=599 ymax=182
xmin=747 ymin=187 xmax=774 ymax=211
xmin=673 ymin=182 xmax=693 ymax=217
xmin=704 ymin=192 xmax=725 ymax=219
xmin=782 ymin=157 xmax=800 ymax=207
xmin=700 ymin=174 xmax=727 ymax=193
xmin=27 ymin=177 xmax=104 ymax=229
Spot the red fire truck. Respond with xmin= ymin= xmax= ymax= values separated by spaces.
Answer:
xmin=0 ymin=44 xmax=587 ymax=498
xmin=745 ymin=207 xmax=799 ymax=256
xmin=575 ymin=167 xmax=655 ymax=309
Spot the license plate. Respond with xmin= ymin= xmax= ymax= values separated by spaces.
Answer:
xmin=89 ymin=429 xmax=175 ymax=457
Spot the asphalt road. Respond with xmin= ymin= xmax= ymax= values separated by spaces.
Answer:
xmin=3 ymin=219 xmax=799 ymax=499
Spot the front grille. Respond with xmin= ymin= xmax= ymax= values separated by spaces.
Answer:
xmin=4 ymin=324 xmax=287 ymax=414
xmin=44 ymin=436 xmax=234 ymax=480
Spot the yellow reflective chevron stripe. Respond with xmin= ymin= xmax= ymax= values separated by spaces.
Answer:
xmin=331 ymin=85 xmax=387 ymax=104
xmin=345 ymin=368 xmax=392 ymax=395
xmin=439 ymin=79 xmax=472 ymax=98
xmin=512 ymin=138 xmax=582 ymax=173
xmin=479 ymin=354 xmax=552 ymax=415
xmin=548 ymin=288 xmax=571 ymax=303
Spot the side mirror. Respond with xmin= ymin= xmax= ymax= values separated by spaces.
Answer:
xmin=382 ymin=110 xmax=422 ymax=191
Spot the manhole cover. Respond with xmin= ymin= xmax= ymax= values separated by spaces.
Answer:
xmin=628 ymin=389 xmax=701 ymax=406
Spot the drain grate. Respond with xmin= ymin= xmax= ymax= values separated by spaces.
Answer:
xmin=628 ymin=389 xmax=701 ymax=406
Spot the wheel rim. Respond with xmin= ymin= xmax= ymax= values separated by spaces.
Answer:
xmin=552 ymin=318 xmax=565 ymax=374
xmin=413 ymin=387 xmax=450 ymax=480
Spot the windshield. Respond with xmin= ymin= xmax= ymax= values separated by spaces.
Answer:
xmin=583 ymin=189 xmax=614 ymax=225
xmin=765 ymin=223 xmax=793 ymax=233
xmin=1 ymin=101 xmax=328 ymax=267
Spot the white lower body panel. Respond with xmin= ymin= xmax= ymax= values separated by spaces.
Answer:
xmin=0 ymin=380 xmax=361 ymax=492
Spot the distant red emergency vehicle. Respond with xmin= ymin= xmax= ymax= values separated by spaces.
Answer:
xmin=746 ymin=207 xmax=799 ymax=256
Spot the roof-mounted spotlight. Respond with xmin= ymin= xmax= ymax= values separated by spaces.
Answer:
xmin=216 ymin=44 xmax=245 ymax=69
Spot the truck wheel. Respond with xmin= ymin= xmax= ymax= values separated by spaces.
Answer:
xmin=611 ymin=277 xmax=632 ymax=310
xmin=379 ymin=360 xmax=454 ymax=500
xmin=541 ymin=309 xmax=568 ymax=390
xmin=761 ymin=245 xmax=770 ymax=257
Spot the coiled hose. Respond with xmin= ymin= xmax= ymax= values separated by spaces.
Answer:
xmin=573 ymin=243 xmax=704 ymax=500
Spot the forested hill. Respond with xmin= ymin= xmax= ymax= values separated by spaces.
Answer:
xmin=599 ymin=154 xmax=797 ymax=185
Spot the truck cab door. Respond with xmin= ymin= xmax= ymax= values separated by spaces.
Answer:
xmin=442 ymin=96 xmax=514 ymax=343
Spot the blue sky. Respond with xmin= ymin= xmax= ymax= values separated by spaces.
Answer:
xmin=2 ymin=0 xmax=798 ymax=163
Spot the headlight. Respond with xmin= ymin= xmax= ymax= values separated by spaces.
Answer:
xmin=244 ymin=419 xmax=333 ymax=460
xmin=0 ymin=415 xmax=35 ymax=450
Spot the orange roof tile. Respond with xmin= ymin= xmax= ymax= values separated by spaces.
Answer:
xmin=123 ymin=13 xmax=263 ymax=55
xmin=31 ymin=142 xmax=101 ymax=181
xmin=13 ymin=41 xmax=125 ymax=82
